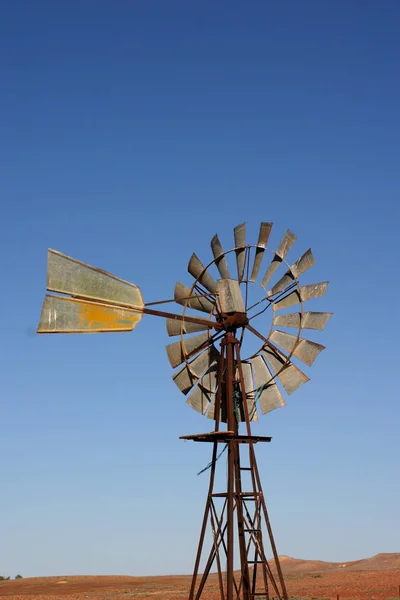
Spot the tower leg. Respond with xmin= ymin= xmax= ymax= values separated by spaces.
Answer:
xmin=226 ymin=440 xmax=234 ymax=600
xmin=188 ymin=441 xmax=220 ymax=600
xmin=225 ymin=339 xmax=235 ymax=600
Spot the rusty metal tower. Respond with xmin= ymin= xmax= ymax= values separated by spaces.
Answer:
xmin=37 ymin=222 xmax=331 ymax=600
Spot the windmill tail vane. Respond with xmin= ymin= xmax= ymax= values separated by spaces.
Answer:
xmin=37 ymin=221 xmax=331 ymax=600
xmin=37 ymin=249 xmax=218 ymax=334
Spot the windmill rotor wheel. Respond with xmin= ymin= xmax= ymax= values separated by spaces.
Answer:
xmin=165 ymin=222 xmax=331 ymax=423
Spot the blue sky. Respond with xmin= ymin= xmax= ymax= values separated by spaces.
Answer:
xmin=1 ymin=0 xmax=399 ymax=579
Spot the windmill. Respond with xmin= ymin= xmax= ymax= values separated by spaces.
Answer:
xmin=37 ymin=222 xmax=331 ymax=600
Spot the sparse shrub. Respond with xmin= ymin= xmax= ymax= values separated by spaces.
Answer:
xmin=15 ymin=575 xmax=23 ymax=580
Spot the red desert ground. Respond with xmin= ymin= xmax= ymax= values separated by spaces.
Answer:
xmin=1 ymin=553 xmax=399 ymax=600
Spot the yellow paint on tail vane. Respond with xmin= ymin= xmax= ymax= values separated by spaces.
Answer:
xmin=38 ymin=295 xmax=143 ymax=334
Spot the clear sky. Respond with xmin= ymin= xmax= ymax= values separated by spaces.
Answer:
xmin=1 ymin=0 xmax=399 ymax=579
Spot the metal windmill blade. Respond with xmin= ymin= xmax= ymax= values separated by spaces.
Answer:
xmin=166 ymin=332 xmax=213 ymax=369
xmin=251 ymin=355 xmax=286 ymax=414
xmin=188 ymin=253 xmax=217 ymax=293
xmin=166 ymin=265 xmax=221 ymax=391
xmin=172 ymin=346 xmax=220 ymax=395
xmin=268 ymin=248 xmax=315 ymax=297
xmin=215 ymin=278 xmax=246 ymax=314
xmin=261 ymin=230 xmax=296 ymax=289
xmin=234 ymin=223 xmax=246 ymax=282
xmin=273 ymin=281 xmax=329 ymax=311
xmin=186 ymin=364 xmax=219 ymax=414
xmin=211 ymin=233 xmax=230 ymax=279
xmin=166 ymin=318 xmax=209 ymax=337
xmin=269 ymin=330 xmax=325 ymax=367
xmin=249 ymin=222 xmax=273 ymax=282
xmin=186 ymin=383 xmax=215 ymax=416
xmin=174 ymin=281 xmax=215 ymax=314
xmin=262 ymin=345 xmax=310 ymax=395
xmin=236 ymin=361 xmax=259 ymax=422
xmin=273 ymin=311 xmax=333 ymax=331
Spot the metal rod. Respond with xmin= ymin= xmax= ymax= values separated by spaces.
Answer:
xmin=188 ymin=441 xmax=219 ymax=600
xmin=234 ymin=343 xmax=252 ymax=437
xmin=196 ymin=502 xmax=240 ymax=600
xmin=246 ymin=323 xmax=293 ymax=369
xmin=246 ymin=281 xmax=296 ymax=317
xmin=214 ymin=344 xmax=225 ymax=433
xmin=141 ymin=306 xmax=221 ymax=329
xmin=234 ymin=444 xmax=251 ymax=600
xmin=244 ymin=247 xmax=250 ymax=311
xmin=144 ymin=292 xmax=215 ymax=306
xmin=246 ymin=295 xmax=270 ymax=313
xmin=259 ymin=499 xmax=270 ymax=600
xmin=209 ymin=501 xmax=225 ymax=599
xmin=225 ymin=335 xmax=235 ymax=600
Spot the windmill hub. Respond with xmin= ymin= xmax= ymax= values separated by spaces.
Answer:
xmin=218 ymin=311 xmax=249 ymax=332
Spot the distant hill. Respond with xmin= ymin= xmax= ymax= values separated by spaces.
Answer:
xmin=271 ymin=553 xmax=400 ymax=574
